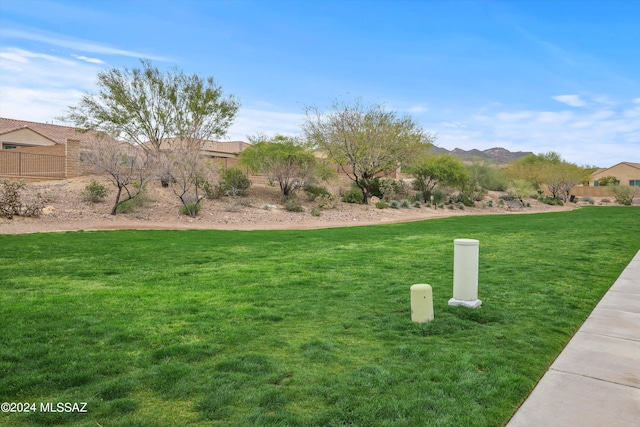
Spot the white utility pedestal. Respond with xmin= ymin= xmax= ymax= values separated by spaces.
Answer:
xmin=448 ymin=238 xmax=482 ymax=308
xmin=410 ymin=284 xmax=434 ymax=323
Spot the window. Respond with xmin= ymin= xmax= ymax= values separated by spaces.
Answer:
xmin=2 ymin=144 xmax=18 ymax=149
xmin=594 ymin=181 xmax=599 ymax=186
xmin=630 ymin=180 xmax=640 ymax=186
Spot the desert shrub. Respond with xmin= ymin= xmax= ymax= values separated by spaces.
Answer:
xmin=304 ymin=185 xmax=330 ymax=201
xmin=378 ymin=178 xmax=410 ymax=202
xmin=116 ymin=188 xmax=151 ymax=214
xmin=487 ymin=200 xmax=494 ymax=207
xmin=375 ymin=201 xmax=389 ymax=209
xmin=201 ymin=180 xmax=219 ymax=199
xmin=499 ymin=194 xmax=517 ymax=201
xmin=581 ymin=196 xmax=595 ymax=205
xmin=341 ymin=188 xmax=364 ymax=204
xmin=432 ymin=190 xmax=446 ymax=204
xmin=218 ymin=167 xmax=251 ymax=197
xmin=379 ymin=179 xmax=396 ymax=202
xmin=413 ymin=201 xmax=421 ymax=208
xmin=610 ymin=185 xmax=634 ymax=206
xmin=400 ymin=199 xmax=411 ymax=208
xmin=22 ymin=196 xmax=44 ymax=217
xmin=317 ymin=194 xmax=338 ymax=209
xmin=82 ymin=180 xmax=109 ymax=203
xmin=283 ymin=198 xmax=304 ymax=212
xmin=413 ymin=192 xmax=423 ymax=202
xmin=458 ymin=202 xmax=465 ymax=210
xmin=498 ymin=199 xmax=505 ymax=208
xmin=0 ymin=179 xmax=24 ymax=219
xmin=390 ymin=200 xmax=400 ymax=209
xmin=237 ymin=198 xmax=254 ymax=207
xmin=538 ymin=195 xmax=564 ymax=206
xmin=310 ymin=208 xmax=321 ymax=217
xmin=450 ymin=193 xmax=475 ymax=207
xmin=180 ymin=202 xmax=202 ymax=216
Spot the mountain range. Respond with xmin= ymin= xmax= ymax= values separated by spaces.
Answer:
xmin=429 ymin=146 xmax=533 ymax=163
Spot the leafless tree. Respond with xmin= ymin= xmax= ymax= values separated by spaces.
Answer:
xmin=83 ymin=136 xmax=158 ymax=215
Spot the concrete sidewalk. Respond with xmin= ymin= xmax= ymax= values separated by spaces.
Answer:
xmin=507 ymin=250 xmax=640 ymax=427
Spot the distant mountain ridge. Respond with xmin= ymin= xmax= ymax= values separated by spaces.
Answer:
xmin=429 ymin=146 xmax=533 ymax=163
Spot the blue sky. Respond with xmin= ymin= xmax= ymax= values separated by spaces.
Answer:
xmin=1 ymin=0 xmax=638 ymax=167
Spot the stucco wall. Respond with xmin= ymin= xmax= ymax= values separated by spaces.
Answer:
xmin=1 ymin=128 xmax=57 ymax=148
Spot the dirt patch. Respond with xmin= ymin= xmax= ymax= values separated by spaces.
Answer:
xmin=1 ymin=176 xmax=578 ymax=234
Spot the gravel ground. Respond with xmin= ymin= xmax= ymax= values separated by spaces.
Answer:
xmin=0 ymin=176 xmax=577 ymax=234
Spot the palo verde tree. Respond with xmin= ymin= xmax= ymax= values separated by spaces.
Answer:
xmin=506 ymin=152 xmax=588 ymax=201
xmin=240 ymin=134 xmax=331 ymax=198
xmin=63 ymin=59 xmax=240 ymax=153
xmin=406 ymin=154 xmax=469 ymax=202
xmin=303 ymin=98 xmax=433 ymax=203
xmin=63 ymin=59 xmax=240 ymax=186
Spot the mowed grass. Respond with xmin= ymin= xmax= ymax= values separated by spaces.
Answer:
xmin=1 ymin=207 xmax=638 ymax=427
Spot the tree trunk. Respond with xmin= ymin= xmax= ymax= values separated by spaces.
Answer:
xmin=111 ymin=186 xmax=124 ymax=215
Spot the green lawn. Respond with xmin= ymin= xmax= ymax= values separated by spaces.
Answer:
xmin=1 ymin=207 xmax=638 ymax=427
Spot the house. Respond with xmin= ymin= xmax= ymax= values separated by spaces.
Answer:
xmin=0 ymin=118 xmax=251 ymax=181
xmin=0 ymin=117 xmax=96 ymax=180
xmin=590 ymin=162 xmax=640 ymax=187
xmin=154 ymin=138 xmax=249 ymax=158
xmin=0 ymin=117 xmax=106 ymax=150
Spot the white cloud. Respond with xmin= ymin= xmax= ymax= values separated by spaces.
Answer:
xmin=2 ymin=28 xmax=168 ymax=61
xmin=552 ymin=95 xmax=587 ymax=107
xmin=73 ymin=55 xmax=105 ymax=64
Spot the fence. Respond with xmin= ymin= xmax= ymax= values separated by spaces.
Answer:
xmin=0 ymin=140 xmax=80 ymax=181
xmin=0 ymin=151 xmax=66 ymax=178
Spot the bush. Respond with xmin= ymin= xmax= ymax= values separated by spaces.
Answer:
xmin=22 ymin=198 xmax=44 ymax=217
xmin=375 ymin=201 xmax=389 ymax=209
xmin=390 ymin=200 xmax=400 ymax=209
xmin=218 ymin=167 xmax=251 ymax=197
xmin=0 ymin=179 xmax=24 ymax=219
xmin=538 ymin=195 xmax=564 ymax=206
xmin=284 ymin=198 xmax=304 ymax=212
xmin=82 ymin=180 xmax=109 ymax=203
xmin=311 ymin=208 xmax=321 ymax=217
xmin=499 ymin=194 xmax=517 ymax=201
xmin=400 ymin=199 xmax=411 ymax=208
xmin=378 ymin=178 xmax=410 ymax=202
xmin=317 ymin=194 xmax=338 ymax=209
xmin=341 ymin=188 xmax=364 ymax=204
xmin=581 ymin=196 xmax=595 ymax=205
xmin=201 ymin=180 xmax=219 ymax=199
xmin=179 ymin=202 xmax=202 ymax=216
xmin=611 ymin=185 xmax=634 ymax=206
xmin=117 ymin=189 xmax=151 ymax=214
xmin=413 ymin=201 xmax=421 ymax=208
xmin=450 ymin=193 xmax=475 ymax=207
xmin=432 ymin=190 xmax=446 ymax=205
xmin=487 ymin=200 xmax=494 ymax=207
xmin=304 ymin=185 xmax=330 ymax=201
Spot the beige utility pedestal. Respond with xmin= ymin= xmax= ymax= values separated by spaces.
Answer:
xmin=410 ymin=284 xmax=434 ymax=323
xmin=448 ymin=238 xmax=482 ymax=308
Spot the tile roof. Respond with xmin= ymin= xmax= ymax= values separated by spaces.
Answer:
xmin=0 ymin=117 xmax=112 ymax=145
